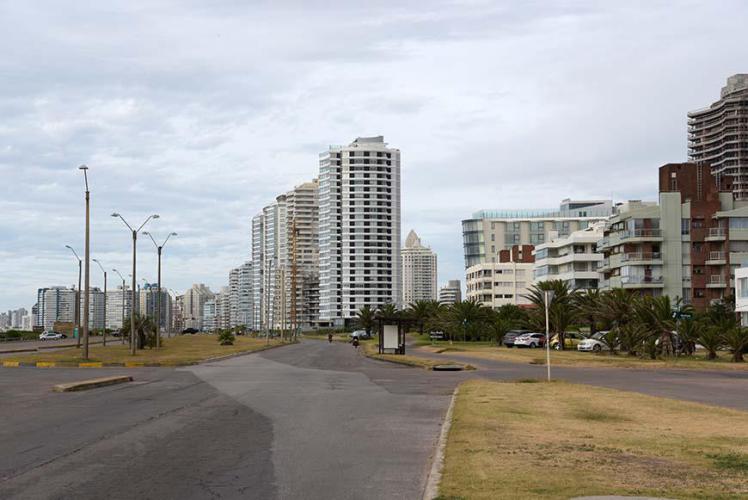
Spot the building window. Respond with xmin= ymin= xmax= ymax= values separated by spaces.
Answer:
xmin=681 ymin=219 xmax=690 ymax=235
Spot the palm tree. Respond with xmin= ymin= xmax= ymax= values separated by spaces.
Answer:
xmin=523 ymin=280 xmax=576 ymax=349
xmin=356 ymin=305 xmax=376 ymax=337
xmin=376 ymin=303 xmax=399 ymax=319
xmin=698 ymin=327 xmax=723 ymax=360
xmin=406 ymin=300 xmax=432 ymax=334
xmin=448 ymin=300 xmax=490 ymax=342
xmin=573 ymin=289 xmax=602 ymax=335
xmin=721 ymin=327 xmax=748 ymax=362
xmin=122 ymin=313 xmax=156 ymax=350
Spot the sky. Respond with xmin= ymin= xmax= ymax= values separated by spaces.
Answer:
xmin=1 ymin=0 xmax=747 ymax=310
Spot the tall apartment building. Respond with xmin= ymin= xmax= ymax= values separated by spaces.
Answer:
xmin=401 ymin=230 xmax=437 ymax=304
xmin=251 ymin=214 xmax=264 ymax=330
xmin=438 ymin=280 xmax=462 ymax=305
xmin=319 ymin=136 xmax=401 ymax=325
xmin=466 ymin=246 xmax=534 ymax=309
xmin=598 ymin=162 xmax=745 ymax=309
xmin=229 ymin=262 xmax=253 ymax=328
xmin=79 ymin=287 xmax=106 ymax=331
xmin=533 ymin=223 xmax=605 ymax=290
xmin=35 ymin=288 xmax=49 ymax=328
xmin=462 ymin=199 xmax=613 ymax=269
xmin=42 ymin=287 xmax=76 ymax=330
xmin=203 ymin=298 xmax=216 ymax=332
xmin=105 ymin=285 xmax=132 ymax=330
xmin=688 ymin=74 xmax=748 ymax=200
xmin=139 ymin=284 xmax=171 ymax=330
xmin=181 ymin=284 xmax=213 ymax=330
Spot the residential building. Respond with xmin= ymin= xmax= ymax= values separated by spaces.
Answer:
xmin=599 ymin=162 xmax=740 ymax=309
xmin=465 ymin=245 xmax=534 ymax=309
xmin=36 ymin=288 xmax=49 ymax=328
xmin=203 ymin=299 xmax=216 ymax=332
xmin=172 ymin=294 xmax=184 ymax=333
xmin=319 ymin=136 xmax=402 ymax=325
xmin=79 ymin=287 xmax=106 ymax=331
xmin=462 ymin=199 xmax=613 ymax=269
xmin=735 ymin=267 xmax=748 ymax=326
xmin=533 ymin=223 xmax=605 ymax=290
xmin=229 ymin=262 xmax=253 ymax=328
xmin=105 ymin=286 xmax=132 ymax=331
xmin=139 ymin=283 xmax=171 ymax=330
xmin=42 ymin=287 xmax=76 ymax=331
xmin=21 ymin=314 xmax=34 ymax=331
xmin=251 ymin=214 xmax=264 ymax=331
xmin=181 ymin=284 xmax=214 ymax=330
xmin=438 ymin=280 xmax=462 ymax=305
xmin=688 ymin=74 xmax=748 ymax=200
xmin=215 ymin=286 xmax=231 ymax=330
xmin=401 ymin=229 xmax=437 ymax=304
xmin=9 ymin=307 xmax=27 ymax=328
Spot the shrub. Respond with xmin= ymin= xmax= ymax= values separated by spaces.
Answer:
xmin=218 ymin=331 xmax=235 ymax=346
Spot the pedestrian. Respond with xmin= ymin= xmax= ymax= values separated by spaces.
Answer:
xmin=328 ymin=333 xmax=333 ymax=343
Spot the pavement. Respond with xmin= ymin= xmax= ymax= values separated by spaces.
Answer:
xmin=2 ymin=339 xmax=746 ymax=500
xmin=0 ymin=340 xmax=464 ymax=500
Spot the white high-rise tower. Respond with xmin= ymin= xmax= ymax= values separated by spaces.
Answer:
xmin=401 ymin=230 xmax=437 ymax=304
xmin=319 ymin=136 xmax=401 ymax=325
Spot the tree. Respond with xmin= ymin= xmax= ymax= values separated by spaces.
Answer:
xmin=356 ymin=305 xmax=376 ymax=336
xmin=448 ymin=300 xmax=491 ymax=342
xmin=524 ymin=280 xmax=576 ymax=349
xmin=218 ymin=330 xmax=235 ymax=346
xmin=406 ymin=300 xmax=433 ymax=334
xmin=721 ymin=327 xmax=748 ymax=362
xmin=376 ymin=303 xmax=399 ymax=319
xmin=121 ymin=313 xmax=156 ymax=350
xmin=698 ymin=327 xmax=723 ymax=360
xmin=573 ymin=289 xmax=602 ymax=335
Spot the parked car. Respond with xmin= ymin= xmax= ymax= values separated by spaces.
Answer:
xmin=181 ymin=328 xmax=200 ymax=335
xmin=514 ymin=333 xmax=546 ymax=348
xmin=577 ymin=331 xmax=608 ymax=352
xmin=39 ymin=331 xmax=66 ymax=341
xmin=502 ymin=330 xmax=529 ymax=348
xmin=550 ymin=332 xmax=585 ymax=350
xmin=429 ymin=331 xmax=446 ymax=340
xmin=349 ymin=330 xmax=371 ymax=340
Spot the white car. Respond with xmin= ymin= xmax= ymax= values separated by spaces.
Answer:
xmin=39 ymin=331 xmax=65 ymax=341
xmin=577 ymin=332 xmax=606 ymax=352
xmin=513 ymin=333 xmax=546 ymax=349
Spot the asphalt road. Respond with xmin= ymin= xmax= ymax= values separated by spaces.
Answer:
xmin=0 ymin=340 xmax=464 ymax=500
xmin=2 ymin=340 xmax=747 ymax=499
xmin=409 ymin=346 xmax=748 ymax=411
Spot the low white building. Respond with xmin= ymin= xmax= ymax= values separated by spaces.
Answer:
xmin=466 ymin=261 xmax=533 ymax=308
xmin=735 ymin=267 xmax=748 ymax=326
xmin=532 ymin=223 xmax=604 ymax=291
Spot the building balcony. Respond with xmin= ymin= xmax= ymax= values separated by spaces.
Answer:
xmin=596 ymin=238 xmax=609 ymax=251
xmin=705 ymin=228 xmax=727 ymax=241
xmin=621 ymin=276 xmax=664 ymax=288
xmin=621 ymin=252 xmax=662 ymax=264
xmin=597 ymin=258 xmax=610 ymax=272
xmin=705 ymin=251 xmax=727 ymax=265
xmin=619 ymin=229 xmax=663 ymax=242
xmin=706 ymin=275 xmax=728 ymax=288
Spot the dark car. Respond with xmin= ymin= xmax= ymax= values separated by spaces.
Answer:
xmin=181 ymin=328 xmax=200 ymax=335
xmin=502 ymin=330 xmax=529 ymax=348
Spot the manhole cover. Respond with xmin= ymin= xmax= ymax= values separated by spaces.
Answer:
xmin=433 ymin=364 xmax=463 ymax=371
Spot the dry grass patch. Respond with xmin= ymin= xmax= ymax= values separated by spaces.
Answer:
xmin=439 ymin=379 xmax=748 ymax=499
xmin=362 ymin=342 xmax=473 ymax=370
xmin=3 ymin=334 xmax=286 ymax=365
xmin=417 ymin=342 xmax=748 ymax=372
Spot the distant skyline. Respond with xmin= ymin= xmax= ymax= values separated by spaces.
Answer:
xmin=1 ymin=1 xmax=747 ymax=309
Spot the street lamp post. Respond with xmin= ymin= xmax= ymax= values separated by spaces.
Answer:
xmin=79 ymin=165 xmax=91 ymax=360
xmin=113 ymin=268 xmax=126 ymax=344
xmin=143 ymin=231 xmax=177 ymax=349
xmin=65 ymin=245 xmax=82 ymax=347
xmin=93 ymin=259 xmax=107 ymax=347
xmin=111 ymin=213 xmax=159 ymax=355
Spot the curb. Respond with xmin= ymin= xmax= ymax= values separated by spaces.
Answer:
xmin=423 ymin=386 xmax=458 ymax=500
xmin=1 ymin=341 xmax=297 ymax=369
xmin=53 ymin=375 xmax=133 ymax=392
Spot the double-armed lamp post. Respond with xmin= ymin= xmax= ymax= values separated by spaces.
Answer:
xmin=143 ymin=231 xmax=177 ymax=349
xmin=64 ymin=245 xmax=82 ymax=347
xmin=111 ymin=213 xmax=159 ymax=355
xmin=92 ymin=259 xmax=107 ymax=346
xmin=112 ymin=268 xmax=126 ymax=344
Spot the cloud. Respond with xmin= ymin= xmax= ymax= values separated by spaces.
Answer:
xmin=1 ymin=0 xmax=747 ymax=308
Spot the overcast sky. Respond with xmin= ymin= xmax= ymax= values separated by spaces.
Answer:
xmin=1 ymin=0 xmax=747 ymax=310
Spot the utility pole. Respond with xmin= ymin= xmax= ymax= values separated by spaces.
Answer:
xmin=291 ymin=219 xmax=298 ymax=341
xmin=80 ymin=165 xmax=90 ymax=360
xmin=280 ymin=267 xmax=286 ymax=342
xmin=544 ymin=290 xmax=555 ymax=382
